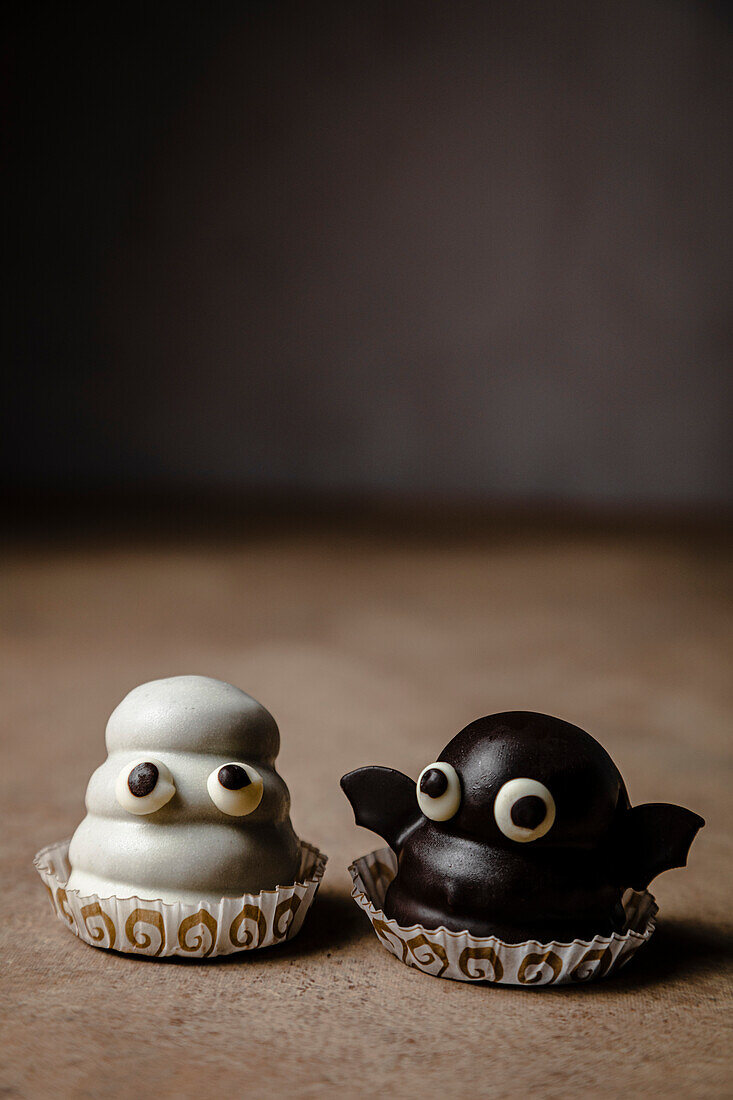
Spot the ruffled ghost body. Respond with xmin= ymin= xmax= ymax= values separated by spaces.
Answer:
xmin=68 ymin=676 xmax=300 ymax=904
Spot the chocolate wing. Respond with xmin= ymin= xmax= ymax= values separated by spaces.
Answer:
xmin=340 ymin=766 xmax=422 ymax=855
xmin=612 ymin=802 xmax=705 ymax=890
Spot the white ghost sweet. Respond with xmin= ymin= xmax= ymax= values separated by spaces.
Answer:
xmin=67 ymin=676 xmax=301 ymax=904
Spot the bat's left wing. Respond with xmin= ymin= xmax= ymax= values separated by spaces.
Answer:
xmin=340 ymin=766 xmax=422 ymax=854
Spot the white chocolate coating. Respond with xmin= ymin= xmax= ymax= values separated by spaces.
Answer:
xmin=67 ymin=676 xmax=300 ymax=903
xmin=493 ymin=777 xmax=556 ymax=842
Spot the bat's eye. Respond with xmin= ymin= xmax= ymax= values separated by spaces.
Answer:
xmin=416 ymin=762 xmax=461 ymax=821
xmin=207 ymin=762 xmax=263 ymax=817
xmin=116 ymin=758 xmax=175 ymax=815
xmin=494 ymin=778 xmax=555 ymax=842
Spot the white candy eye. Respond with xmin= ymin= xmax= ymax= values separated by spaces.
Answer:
xmin=416 ymin=762 xmax=461 ymax=821
xmin=494 ymin=778 xmax=556 ymax=842
xmin=116 ymin=758 xmax=175 ymax=815
xmin=207 ymin=762 xmax=263 ymax=817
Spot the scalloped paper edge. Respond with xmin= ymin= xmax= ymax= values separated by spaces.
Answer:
xmin=348 ymin=846 xmax=657 ymax=985
xmin=35 ymin=838 xmax=327 ymax=958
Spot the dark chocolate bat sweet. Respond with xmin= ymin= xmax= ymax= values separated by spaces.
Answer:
xmin=341 ymin=712 xmax=704 ymax=943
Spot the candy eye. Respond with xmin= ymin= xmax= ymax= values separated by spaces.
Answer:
xmin=494 ymin=778 xmax=556 ymax=842
xmin=116 ymin=758 xmax=175 ymax=815
xmin=416 ymin=762 xmax=461 ymax=821
xmin=207 ymin=762 xmax=263 ymax=817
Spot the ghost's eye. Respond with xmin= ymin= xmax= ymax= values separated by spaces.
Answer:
xmin=416 ymin=762 xmax=461 ymax=821
xmin=207 ymin=762 xmax=263 ymax=817
xmin=116 ymin=758 xmax=175 ymax=815
xmin=494 ymin=778 xmax=555 ymax=842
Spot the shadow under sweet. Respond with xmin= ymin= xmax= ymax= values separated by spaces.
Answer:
xmin=598 ymin=916 xmax=733 ymax=993
xmin=90 ymin=893 xmax=733 ymax=988
xmin=431 ymin=915 xmax=733 ymax=995
xmin=261 ymin=906 xmax=733 ymax=990
xmin=130 ymin=888 xmax=373 ymax=968
xmin=255 ymin=889 xmax=373 ymax=962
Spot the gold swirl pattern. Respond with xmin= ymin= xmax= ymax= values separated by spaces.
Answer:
xmin=372 ymin=918 xmax=409 ymax=964
xmin=458 ymin=946 xmax=505 ymax=982
xmin=345 ymin=848 xmax=658 ymax=984
xmin=405 ymin=934 xmax=449 ymax=977
xmin=125 ymin=908 xmax=166 ymax=956
xmin=273 ymin=895 xmax=302 ymax=939
xmin=56 ymin=888 xmax=74 ymax=926
xmin=517 ymin=950 xmax=563 ymax=985
xmin=178 ymin=909 xmax=218 ymax=957
xmin=229 ymin=903 xmax=267 ymax=949
xmin=81 ymin=902 xmax=116 ymax=950
xmin=570 ymin=946 xmax=613 ymax=982
xmin=35 ymin=838 xmax=326 ymax=958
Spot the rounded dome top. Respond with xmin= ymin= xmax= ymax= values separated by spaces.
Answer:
xmin=439 ymin=711 xmax=627 ymax=847
xmin=105 ymin=676 xmax=280 ymax=761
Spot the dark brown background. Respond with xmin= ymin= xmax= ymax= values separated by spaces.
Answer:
xmin=4 ymin=0 xmax=732 ymax=506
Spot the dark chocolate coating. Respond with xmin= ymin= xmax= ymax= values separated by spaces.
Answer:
xmin=127 ymin=762 xmax=158 ymax=797
xmin=218 ymin=764 xmax=251 ymax=790
xmin=420 ymin=768 xmax=448 ymax=797
xmin=511 ymin=795 xmax=546 ymax=830
xmin=341 ymin=711 xmax=704 ymax=943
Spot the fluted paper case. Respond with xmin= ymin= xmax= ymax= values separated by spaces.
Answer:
xmin=35 ymin=838 xmax=327 ymax=958
xmin=349 ymin=847 xmax=657 ymax=985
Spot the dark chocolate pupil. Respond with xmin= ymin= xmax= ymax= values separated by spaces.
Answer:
xmin=420 ymin=767 xmax=449 ymax=798
xmin=510 ymin=794 xmax=547 ymax=830
xmin=218 ymin=764 xmax=251 ymax=790
xmin=128 ymin=762 xmax=159 ymax=798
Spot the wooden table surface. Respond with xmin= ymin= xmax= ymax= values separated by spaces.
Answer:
xmin=2 ymin=520 xmax=732 ymax=1098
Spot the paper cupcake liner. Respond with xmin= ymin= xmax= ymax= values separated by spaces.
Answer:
xmin=348 ymin=847 xmax=657 ymax=985
xmin=34 ymin=838 xmax=327 ymax=958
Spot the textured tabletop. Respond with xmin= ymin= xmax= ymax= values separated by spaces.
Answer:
xmin=2 ymin=521 xmax=731 ymax=1098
